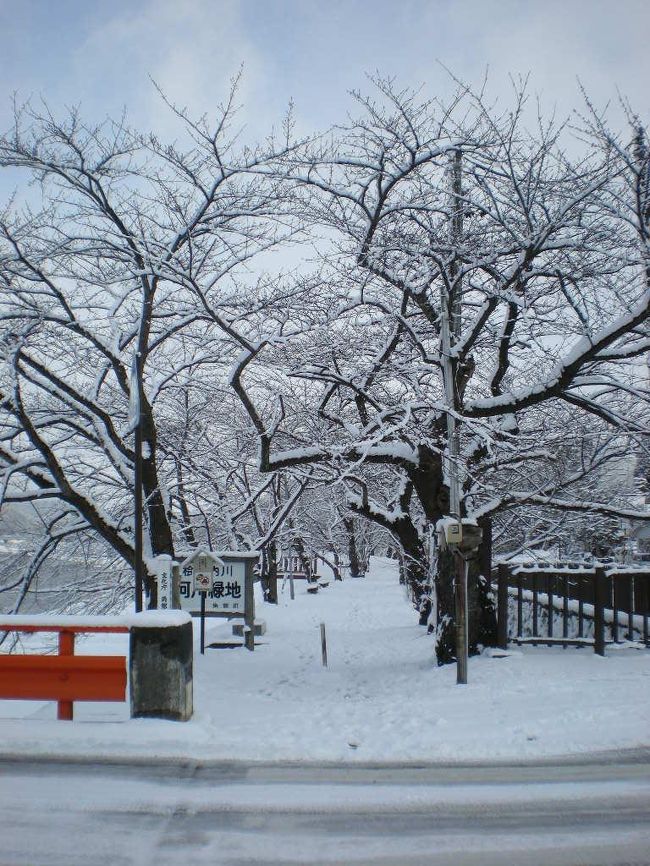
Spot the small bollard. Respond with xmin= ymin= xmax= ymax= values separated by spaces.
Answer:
xmin=320 ymin=622 xmax=328 ymax=667
xmin=130 ymin=611 xmax=193 ymax=721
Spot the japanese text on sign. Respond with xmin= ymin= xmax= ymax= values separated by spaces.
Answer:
xmin=179 ymin=560 xmax=246 ymax=613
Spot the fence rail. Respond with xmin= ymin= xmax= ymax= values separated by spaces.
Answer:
xmin=0 ymin=612 xmax=193 ymax=721
xmin=0 ymin=621 xmax=128 ymax=720
xmin=494 ymin=564 xmax=650 ymax=655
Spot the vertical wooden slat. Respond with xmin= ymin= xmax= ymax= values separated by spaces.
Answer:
xmin=532 ymin=573 xmax=539 ymax=645
xmin=57 ymin=630 xmax=75 ymax=721
xmin=594 ymin=568 xmax=607 ymax=657
xmin=634 ymin=571 xmax=650 ymax=646
xmin=547 ymin=573 xmax=554 ymax=644
xmin=562 ymin=575 xmax=569 ymax=646
xmin=517 ymin=574 xmax=523 ymax=639
xmin=612 ymin=573 xmax=619 ymax=643
xmin=626 ymin=576 xmax=634 ymax=641
xmin=578 ymin=577 xmax=585 ymax=639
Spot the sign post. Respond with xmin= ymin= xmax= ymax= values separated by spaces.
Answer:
xmin=188 ymin=551 xmax=215 ymax=657
xmin=199 ymin=591 xmax=206 ymax=655
xmin=177 ymin=549 xmax=259 ymax=651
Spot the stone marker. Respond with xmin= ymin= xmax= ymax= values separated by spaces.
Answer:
xmin=130 ymin=612 xmax=193 ymax=721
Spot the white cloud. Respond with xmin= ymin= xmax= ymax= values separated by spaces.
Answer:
xmin=0 ymin=0 xmax=648 ymax=147
xmin=65 ymin=0 xmax=270 ymax=137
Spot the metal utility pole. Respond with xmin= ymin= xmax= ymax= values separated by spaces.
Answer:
xmin=440 ymin=148 xmax=468 ymax=684
xmin=130 ymin=350 xmax=144 ymax=613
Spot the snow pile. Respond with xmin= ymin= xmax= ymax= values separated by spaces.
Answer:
xmin=0 ymin=557 xmax=648 ymax=764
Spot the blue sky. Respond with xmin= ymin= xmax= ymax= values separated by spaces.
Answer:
xmin=0 ymin=0 xmax=648 ymax=145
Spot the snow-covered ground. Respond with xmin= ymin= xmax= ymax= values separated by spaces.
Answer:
xmin=0 ymin=556 xmax=648 ymax=763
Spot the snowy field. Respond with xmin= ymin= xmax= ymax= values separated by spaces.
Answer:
xmin=0 ymin=557 xmax=648 ymax=764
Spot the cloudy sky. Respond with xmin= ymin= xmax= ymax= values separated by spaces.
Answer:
xmin=0 ymin=0 xmax=648 ymax=144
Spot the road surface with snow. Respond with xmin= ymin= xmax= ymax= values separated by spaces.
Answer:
xmin=1 ymin=754 xmax=649 ymax=865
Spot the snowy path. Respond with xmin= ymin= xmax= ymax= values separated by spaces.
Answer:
xmin=0 ymin=557 xmax=648 ymax=763
xmin=1 ymin=756 xmax=649 ymax=866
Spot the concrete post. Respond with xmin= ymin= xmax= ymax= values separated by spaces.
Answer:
xmin=244 ymin=560 xmax=255 ymax=652
xmin=129 ymin=612 xmax=193 ymax=721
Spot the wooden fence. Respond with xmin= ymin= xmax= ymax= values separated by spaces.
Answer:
xmin=494 ymin=564 xmax=650 ymax=655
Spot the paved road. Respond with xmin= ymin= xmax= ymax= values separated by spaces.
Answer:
xmin=1 ymin=752 xmax=649 ymax=865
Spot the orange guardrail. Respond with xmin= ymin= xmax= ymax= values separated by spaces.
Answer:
xmin=0 ymin=622 xmax=129 ymax=720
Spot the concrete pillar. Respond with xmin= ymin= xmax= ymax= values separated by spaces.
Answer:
xmin=129 ymin=612 xmax=193 ymax=721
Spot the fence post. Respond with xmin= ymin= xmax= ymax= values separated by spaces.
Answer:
xmin=57 ymin=630 xmax=75 ymax=721
xmin=130 ymin=612 xmax=193 ymax=721
xmin=594 ymin=567 xmax=607 ymax=657
xmin=627 ymin=576 xmax=634 ymax=642
xmin=497 ymin=564 xmax=509 ymax=650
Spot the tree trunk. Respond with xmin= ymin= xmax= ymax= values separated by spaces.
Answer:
xmin=435 ymin=548 xmax=457 ymax=663
xmin=292 ymin=532 xmax=314 ymax=582
xmin=344 ymin=517 xmax=362 ymax=577
xmin=473 ymin=516 xmax=497 ymax=650
xmin=321 ymin=545 xmax=342 ymax=581
xmin=141 ymin=406 xmax=175 ymax=608
xmin=261 ymin=541 xmax=279 ymax=603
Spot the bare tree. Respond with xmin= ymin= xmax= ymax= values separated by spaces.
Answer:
xmin=0 ymin=83 xmax=300 ymax=609
xmin=230 ymin=78 xmax=650 ymax=662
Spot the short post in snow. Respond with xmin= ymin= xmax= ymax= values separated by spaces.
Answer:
xmin=130 ymin=612 xmax=193 ymax=721
xmin=320 ymin=622 xmax=328 ymax=667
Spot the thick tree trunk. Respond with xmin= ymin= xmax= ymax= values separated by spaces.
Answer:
xmin=141 ymin=406 xmax=175 ymax=609
xmin=261 ymin=541 xmax=279 ymax=603
xmin=344 ymin=517 xmax=362 ymax=577
xmin=435 ymin=548 xmax=457 ymax=664
xmin=473 ymin=516 xmax=497 ymax=649
xmin=174 ymin=460 xmax=197 ymax=548
xmin=398 ymin=552 xmax=407 ymax=585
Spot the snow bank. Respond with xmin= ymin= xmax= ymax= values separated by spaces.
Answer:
xmin=0 ymin=611 xmax=192 ymax=629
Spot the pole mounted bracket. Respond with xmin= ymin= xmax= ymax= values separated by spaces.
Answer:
xmin=436 ymin=518 xmax=482 ymax=558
